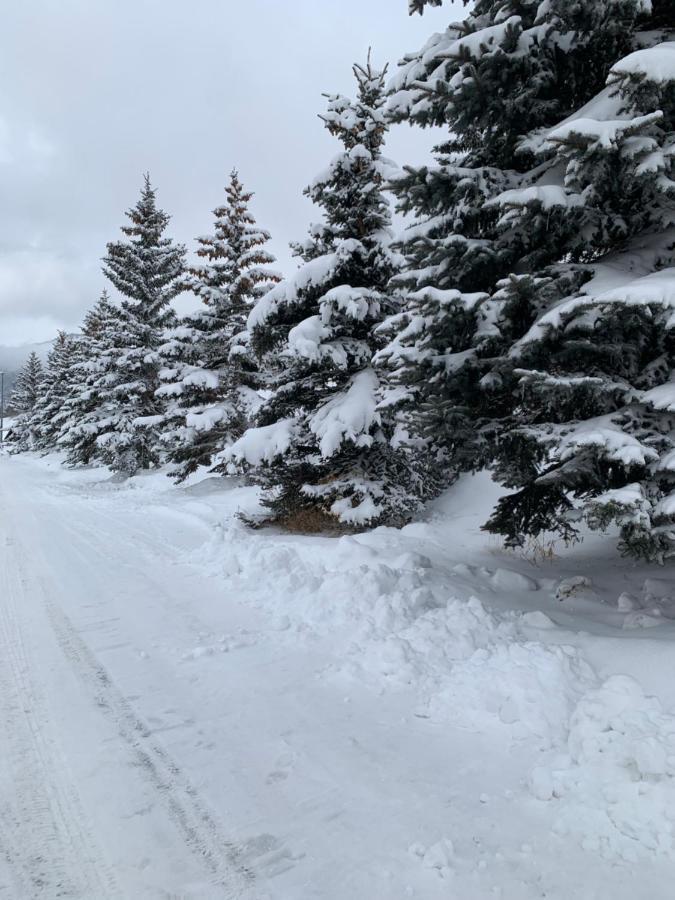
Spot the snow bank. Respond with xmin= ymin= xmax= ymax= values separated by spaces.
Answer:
xmin=184 ymin=503 xmax=675 ymax=863
xmin=188 ymin=522 xmax=592 ymax=751
xmin=531 ymin=675 xmax=675 ymax=861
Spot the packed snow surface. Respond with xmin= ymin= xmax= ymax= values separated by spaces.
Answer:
xmin=1 ymin=453 xmax=675 ymax=898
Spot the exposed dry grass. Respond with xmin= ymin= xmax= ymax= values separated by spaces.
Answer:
xmin=239 ymin=505 xmax=351 ymax=535
xmin=279 ymin=506 xmax=350 ymax=535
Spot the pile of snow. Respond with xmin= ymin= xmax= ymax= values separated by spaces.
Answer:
xmin=531 ymin=675 xmax=675 ymax=861
xmin=188 ymin=521 xmax=447 ymax=637
xmin=184 ymin=500 xmax=675 ymax=863
xmin=188 ymin=521 xmax=582 ymax=749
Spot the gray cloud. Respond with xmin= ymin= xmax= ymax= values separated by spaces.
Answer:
xmin=0 ymin=0 xmax=457 ymax=345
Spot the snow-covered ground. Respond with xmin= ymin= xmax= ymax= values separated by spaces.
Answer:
xmin=1 ymin=453 xmax=675 ymax=899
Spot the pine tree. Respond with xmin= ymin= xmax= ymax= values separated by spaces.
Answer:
xmin=225 ymin=56 xmax=411 ymax=528
xmin=100 ymin=174 xmax=186 ymax=474
xmin=10 ymin=351 xmax=44 ymax=413
xmin=380 ymin=0 xmax=662 ymax=517
xmin=29 ymin=332 xmax=82 ymax=451
xmin=158 ymin=170 xmax=281 ymax=480
xmin=7 ymin=352 xmax=45 ymax=450
xmin=408 ymin=0 xmax=441 ymax=15
xmin=484 ymin=27 xmax=675 ymax=561
xmin=56 ymin=290 xmax=124 ymax=466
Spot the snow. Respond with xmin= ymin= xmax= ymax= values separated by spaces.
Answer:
xmin=545 ymin=112 xmax=663 ymax=150
xmin=181 ymin=368 xmax=220 ymax=389
xmin=611 ymin=42 xmax=675 ymax=86
xmin=320 ymin=284 xmax=380 ymax=321
xmin=656 ymin=490 xmax=675 ymax=518
xmin=486 ymin=185 xmax=585 ymax=211
xmin=3 ymin=455 xmax=675 ymax=898
xmin=309 ymin=369 xmax=379 ymax=457
xmin=186 ymin=404 xmax=231 ymax=432
xmin=286 ymin=315 xmax=329 ymax=361
xmin=516 ymin=268 xmax=675 ymax=348
xmin=643 ymin=380 xmax=675 ymax=412
xmin=592 ymin=483 xmax=646 ymax=509
xmin=247 ymin=240 xmax=363 ymax=331
xmin=558 ymin=417 xmax=659 ymax=467
xmin=224 ymin=417 xmax=297 ymax=467
xmin=532 ymin=674 xmax=675 ymax=862
xmin=450 ymin=16 xmax=530 ymax=61
xmin=517 ymin=86 xmax=626 ymax=155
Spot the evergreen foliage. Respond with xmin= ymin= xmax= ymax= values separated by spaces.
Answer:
xmin=9 ymin=351 xmax=44 ymax=414
xmin=100 ymin=175 xmax=186 ymax=474
xmin=158 ymin=170 xmax=281 ymax=480
xmin=29 ymin=332 xmax=82 ymax=451
xmin=8 ymin=352 xmax=45 ymax=450
xmin=381 ymin=0 xmax=674 ymax=558
xmin=9 ymin=1 xmax=675 ymax=561
xmin=485 ymin=31 xmax=675 ymax=562
xmin=56 ymin=290 xmax=125 ymax=466
xmin=226 ymin=56 xmax=412 ymax=527
xmin=408 ymin=0 xmax=441 ymax=13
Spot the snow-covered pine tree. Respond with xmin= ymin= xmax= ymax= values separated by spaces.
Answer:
xmin=225 ymin=55 xmax=411 ymax=528
xmin=56 ymin=290 xmax=123 ymax=466
xmin=9 ymin=351 xmax=44 ymax=414
xmin=101 ymin=174 xmax=186 ymax=474
xmin=379 ymin=0 xmax=659 ymax=512
xmin=7 ymin=351 xmax=45 ymax=450
xmin=28 ymin=332 xmax=82 ymax=451
xmin=484 ymin=23 xmax=675 ymax=561
xmin=158 ymin=170 xmax=281 ymax=480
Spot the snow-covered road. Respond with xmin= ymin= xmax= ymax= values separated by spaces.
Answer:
xmin=1 ymin=454 xmax=675 ymax=898
xmin=0 ymin=458 xmax=257 ymax=898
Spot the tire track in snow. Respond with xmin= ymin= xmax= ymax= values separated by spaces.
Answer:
xmin=0 ymin=536 xmax=119 ymax=899
xmin=41 ymin=595 xmax=255 ymax=897
xmin=4 ymin=480 xmax=256 ymax=898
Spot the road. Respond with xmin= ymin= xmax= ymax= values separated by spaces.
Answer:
xmin=4 ymin=454 xmax=673 ymax=900
xmin=0 ymin=456 xmax=469 ymax=900
xmin=0 ymin=458 xmax=260 ymax=898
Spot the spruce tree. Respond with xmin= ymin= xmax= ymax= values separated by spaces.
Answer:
xmin=8 ymin=352 xmax=45 ymax=450
xmin=56 ymin=290 xmax=124 ymax=466
xmin=226 ymin=56 xmax=411 ymax=527
xmin=101 ymin=174 xmax=186 ymax=474
xmin=158 ymin=170 xmax=280 ymax=480
xmin=380 ymin=0 xmax=663 ymax=517
xmin=28 ymin=332 xmax=82 ymax=451
xmin=484 ymin=29 xmax=675 ymax=561
xmin=10 ymin=351 xmax=44 ymax=413
xmin=409 ymin=0 xmax=436 ymax=10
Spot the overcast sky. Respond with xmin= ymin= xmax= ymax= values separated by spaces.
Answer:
xmin=0 ymin=0 xmax=459 ymax=346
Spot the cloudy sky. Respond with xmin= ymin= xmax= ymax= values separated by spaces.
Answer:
xmin=0 ymin=0 xmax=458 ymax=346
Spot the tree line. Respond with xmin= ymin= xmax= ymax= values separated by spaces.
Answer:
xmin=9 ymin=0 xmax=675 ymax=562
